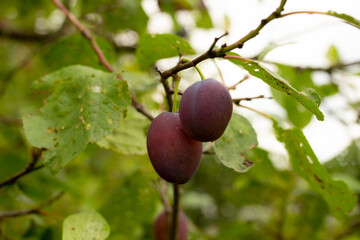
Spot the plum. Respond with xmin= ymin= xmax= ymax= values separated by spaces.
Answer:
xmin=146 ymin=112 xmax=202 ymax=184
xmin=153 ymin=210 xmax=188 ymax=240
xmin=179 ymin=78 xmax=233 ymax=142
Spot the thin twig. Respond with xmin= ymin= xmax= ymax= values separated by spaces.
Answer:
xmin=0 ymin=23 xmax=68 ymax=43
xmin=51 ymin=0 xmax=154 ymax=121
xmin=227 ymin=75 xmax=250 ymax=90
xmin=0 ymin=26 xmax=48 ymax=42
xmin=238 ymin=103 xmax=274 ymax=120
xmin=51 ymin=0 xmax=114 ymax=72
xmin=251 ymin=58 xmax=360 ymax=73
xmin=130 ymin=92 xmax=154 ymax=121
xmin=280 ymin=10 xmax=332 ymax=18
xmin=153 ymin=180 xmax=172 ymax=214
xmin=0 ymin=191 xmax=64 ymax=219
xmin=207 ymin=32 xmax=228 ymax=54
xmin=334 ymin=219 xmax=360 ymax=240
xmin=212 ymin=59 xmax=225 ymax=85
xmin=0 ymin=148 xmax=44 ymax=189
xmin=233 ymin=95 xmax=273 ymax=103
xmin=0 ymin=115 xmax=22 ymax=127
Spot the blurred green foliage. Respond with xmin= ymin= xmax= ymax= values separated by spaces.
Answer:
xmin=0 ymin=0 xmax=359 ymax=240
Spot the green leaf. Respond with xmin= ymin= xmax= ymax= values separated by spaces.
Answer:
xmin=97 ymin=109 xmax=150 ymax=155
xmin=136 ymin=33 xmax=195 ymax=69
xmin=62 ymin=210 xmax=110 ymax=240
xmin=326 ymin=11 xmax=360 ymax=29
xmin=80 ymin=0 xmax=148 ymax=34
xmin=122 ymin=71 xmax=159 ymax=93
xmin=214 ymin=114 xmax=258 ymax=172
xmin=102 ymin=1 xmax=148 ymax=34
xmin=326 ymin=44 xmax=341 ymax=65
xmin=23 ymin=65 xmax=131 ymax=174
xmin=303 ymin=88 xmax=321 ymax=107
xmin=325 ymin=139 xmax=360 ymax=179
xmin=195 ymin=10 xmax=213 ymax=29
xmin=100 ymin=171 xmax=159 ymax=238
xmin=272 ymin=65 xmax=315 ymax=128
xmin=228 ymin=55 xmax=325 ymax=121
xmin=274 ymin=122 xmax=357 ymax=221
xmin=42 ymin=33 xmax=115 ymax=71
xmin=257 ymin=43 xmax=294 ymax=61
xmin=284 ymin=191 xmax=328 ymax=239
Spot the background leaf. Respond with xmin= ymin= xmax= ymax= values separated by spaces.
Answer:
xmin=79 ymin=0 xmax=148 ymax=35
xmin=122 ymin=71 xmax=159 ymax=93
xmin=23 ymin=65 xmax=131 ymax=174
xmin=136 ymin=33 xmax=195 ymax=69
xmin=97 ymin=109 xmax=150 ymax=155
xmin=274 ymin=122 xmax=357 ymax=221
xmin=326 ymin=44 xmax=341 ymax=65
xmin=214 ymin=114 xmax=258 ymax=172
xmin=100 ymin=171 xmax=159 ymax=239
xmin=62 ymin=210 xmax=110 ymax=240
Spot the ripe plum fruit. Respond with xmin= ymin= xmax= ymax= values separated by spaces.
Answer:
xmin=179 ymin=78 xmax=233 ymax=142
xmin=153 ymin=210 xmax=188 ymax=240
xmin=146 ymin=112 xmax=202 ymax=184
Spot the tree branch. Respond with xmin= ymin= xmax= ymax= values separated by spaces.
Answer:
xmin=250 ymin=58 xmax=360 ymax=73
xmin=159 ymin=0 xmax=288 ymax=80
xmin=0 ymin=115 xmax=22 ymax=127
xmin=153 ymin=179 xmax=172 ymax=214
xmin=0 ymin=25 xmax=49 ymax=42
xmin=334 ymin=219 xmax=360 ymax=240
xmin=0 ymin=19 xmax=72 ymax=43
xmin=237 ymin=103 xmax=275 ymax=120
xmin=0 ymin=148 xmax=44 ymax=189
xmin=233 ymin=95 xmax=273 ymax=103
xmin=51 ymin=0 xmax=114 ymax=72
xmin=51 ymin=0 xmax=154 ymax=121
xmin=0 ymin=191 xmax=64 ymax=219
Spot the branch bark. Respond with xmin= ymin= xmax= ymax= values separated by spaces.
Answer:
xmin=233 ymin=95 xmax=272 ymax=103
xmin=0 ymin=148 xmax=44 ymax=189
xmin=0 ymin=191 xmax=64 ymax=219
xmin=159 ymin=0 xmax=288 ymax=80
xmin=0 ymin=115 xmax=22 ymax=127
xmin=0 ymin=25 xmax=50 ymax=42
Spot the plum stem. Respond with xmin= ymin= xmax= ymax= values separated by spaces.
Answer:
xmin=170 ymin=74 xmax=181 ymax=240
xmin=170 ymin=183 xmax=180 ymax=240
xmin=181 ymin=58 xmax=205 ymax=80
xmin=172 ymin=75 xmax=181 ymax=113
